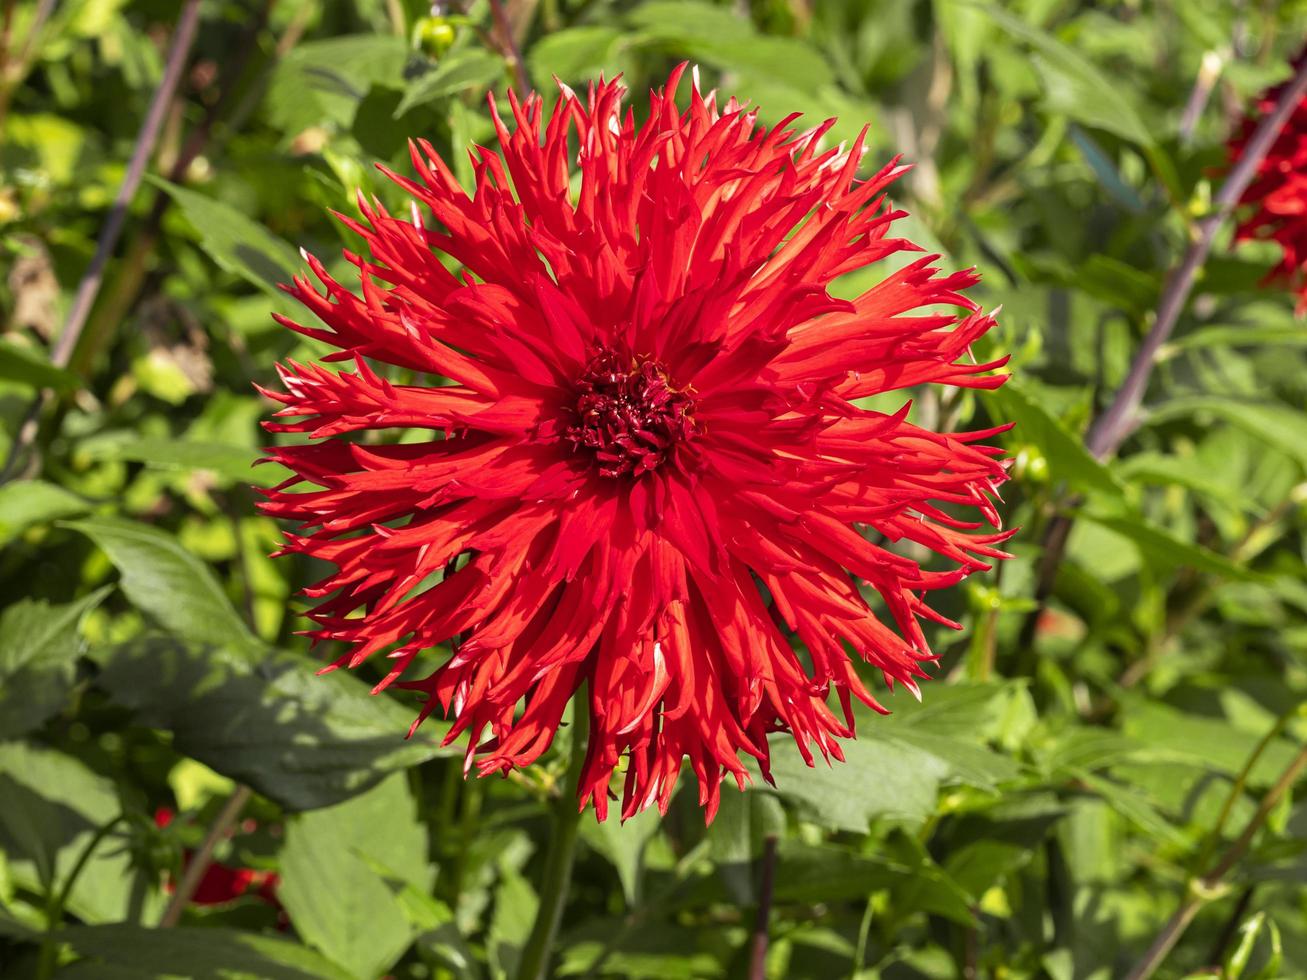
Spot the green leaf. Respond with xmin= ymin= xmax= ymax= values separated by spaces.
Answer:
xmin=770 ymin=841 xmax=972 ymax=924
xmin=880 ymin=728 xmax=1021 ymax=791
xmin=0 ymin=742 xmax=159 ymax=923
xmin=1164 ymin=320 xmax=1307 ymax=357
xmin=1075 ymin=772 xmax=1191 ymax=849
xmin=528 ymin=26 xmax=623 ymax=85
xmin=1036 ymin=728 xmax=1143 ymax=776
xmin=279 ymin=773 xmax=432 ymax=979
xmin=977 ymin=4 xmax=1154 ymax=147
xmin=60 ymin=924 xmax=353 ymax=980
xmin=266 ymin=34 xmax=411 ymax=133
xmin=703 ymin=790 xmax=785 ymax=905
xmin=558 ymin=921 xmax=722 ymax=979
xmin=664 ymin=841 xmax=972 ymax=935
xmin=1076 ymin=254 xmax=1159 ymax=314
xmin=1118 ymin=451 xmax=1263 ymax=515
xmin=757 ymin=733 xmax=948 ymax=832
xmin=985 ymin=380 xmax=1123 ymax=497
xmin=0 ymin=480 xmax=88 ymax=545
xmin=415 ymin=919 xmax=481 ymax=980
xmin=1080 ymin=510 xmax=1255 ymax=581
xmin=881 ymin=682 xmax=1015 ymax=737
xmin=0 ymin=589 xmax=109 ymax=738
xmin=625 ymin=1 xmax=750 ymax=41
xmin=487 ymin=868 xmax=537 ymax=980
xmin=865 ymin=685 xmax=1022 ymax=790
xmin=627 ymin=2 xmax=834 ymax=93
xmin=66 ymin=516 xmax=258 ymax=651
xmin=1069 ymin=126 xmax=1146 ymax=214
xmin=1119 ymin=700 xmax=1302 ymax=786
xmin=944 ymin=835 xmax=1041 ymax=901
xmin=942 ymin=802 xmax=1065 ymax=898
xmin=1226 ymin=911 xmax=1268 ymax=980
xmin=148 ymin=177 xmax=301 ymax=298
xmin=579 ymin=805 xmax=662 ymax=907
xmin=0 ymin=340 xmax=79 ymax=393
xmin=1146 ymin=396 xmax=1307 ymax=470
xmin=75 ymin=435 xmax=285 ymax=488
xmin=92 ymin=637 xmax=452 ymax=811
xmin=395 ymin=49 xmax=505 ymax=118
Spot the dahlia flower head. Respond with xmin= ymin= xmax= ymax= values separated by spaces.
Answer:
xmin=1229 ymin=56 xmax=1307 ymax=312
xmin=260 ymin=66 xmax=1013 ymax=822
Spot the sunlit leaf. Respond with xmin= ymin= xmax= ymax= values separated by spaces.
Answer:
xmin=0 ymin=480 xmax=88 ymax=545
xmin=978 ymin=4 xmax=1155 ymax=146
xmin=0 ymin=588 xmax=109 ymax=738
xmin=91 ymin=636 xmax=453 ymax=811
xmin=279 ymin=773 xmax=432 ymax=977
xmin=66 ymin=517 xmax=258 ymax=651
xmin=985 ymin=381 xmax=1124 ymax=497
xmin=149 ymin=177 xmax=301 ymax=298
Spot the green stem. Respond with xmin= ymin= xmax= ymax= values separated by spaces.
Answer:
xmin=1193 ymin=707 xmax=1295 ymax=873
xmin=36 ymin=814 xmax=125 ymax=980
xmin=748 ymin=835 xmax=779 ymax=980
xmin=849 ymin=893 xmax=875 ymax=978
xmin=1124 ymin=740 xmax=1307 ymax=980
xmin=514 ymin=705 xmax=589 ymax=980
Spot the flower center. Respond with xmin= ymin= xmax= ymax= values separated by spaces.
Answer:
xmin=566 ymin=349 xmax=696 ymax=478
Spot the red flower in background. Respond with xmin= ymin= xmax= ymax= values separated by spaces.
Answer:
xmin=1229 ymin=58 xmax=1307 ymax=312
xmin=153 ymin=808 xmax=280 ymax=908
xmin=260 ymin=67 xmax=1012 ymax=821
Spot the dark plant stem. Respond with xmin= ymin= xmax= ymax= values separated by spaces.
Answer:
xmin=1194 ymin=706 xmax=1296 ymax=873
xmin=962 ymin=916 xmax=979 ymax=980
xmin=69 ymin=0 xmax=276 ymax=381
xmin=35 ymin=814 xmax=125 ymax=980
xmin=0 ymin=0 xmax=55 ymax=131
xmin=748 ymin=835 xmax=779 ymax=980
xmin=1118 ymin=491 xmax=1301 ymax=687
xmin=1206 ymin=742 xmax=1307 ymax=881
xmin=1 ymin=0 xmax=203 ymax=483
xmin=1124 ymin=741 xmax=1307 ymax=980
xmin=159 ymin=784 xmax=254 ymax=928
xmin=0 ymin=0 xmax=16 ymax=80
xmin=1126 ymin=901 xmax=1203 ymax=980
xmin=488 ymin=0 xmax=529 ymax=98
xmin=514 ymin=708 xmax=589 ymax=980
xmin=1017 ymin=56 xmax=1307 ymax=653
xmin=1085 ymin=59 xmax=1307 ymax=460
xmin=1013 ymin=499 xmax=1074 ymax=676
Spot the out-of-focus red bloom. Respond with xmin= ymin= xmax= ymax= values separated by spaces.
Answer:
xmin=1229 ymin=58 xmax=1307 ymax=312
xmin=260 ymin=67 xmax=1013 ymax=821
xmin=154 ymin=807 xmax=280 ymax=907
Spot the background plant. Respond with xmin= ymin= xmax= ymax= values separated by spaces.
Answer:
xmin=2 ymin=1 xmax=1307 ymax=978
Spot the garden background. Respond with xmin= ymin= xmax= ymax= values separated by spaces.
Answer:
xmin=2 ymin=0 xmax=1307 ymax=978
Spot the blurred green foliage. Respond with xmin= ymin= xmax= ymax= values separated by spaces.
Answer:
xmin=3 ymin=1 xmax=1307 ymax=978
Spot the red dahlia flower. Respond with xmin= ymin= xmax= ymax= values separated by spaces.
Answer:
xmin=260 ymin=67 xmax=1012 ymax=821
xmin=1229 ymin=58 xmax=1307 ymax=312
